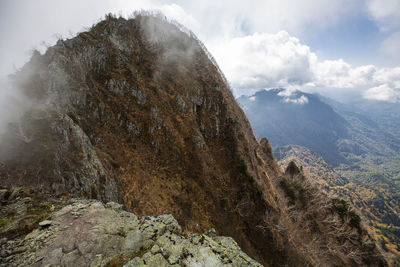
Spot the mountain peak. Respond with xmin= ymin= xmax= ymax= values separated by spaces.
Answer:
xmin=239 ymin=89 xmax=350 ymax=165
xmin=0 ymin=14 xmax=388 ymax=266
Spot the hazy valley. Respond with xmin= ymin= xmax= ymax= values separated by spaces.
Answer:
xmin=239 ymin=89 xmax=400 ymax=262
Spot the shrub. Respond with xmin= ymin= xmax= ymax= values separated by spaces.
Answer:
xmin=248 ymin=175 xmax=255 ymax=184
xmin=280 ymin=178 xmax=297 ymax=203
xmin=285 ymin=161 xmax=300 ymax=177
xmin=332 ymin=198 xmax=349 ymax=216
xmin=0 ymin=218 xmax=10 ymax=230
xmin=67 ymin=112 xmax=79 ymax=125
xmin=332 ymin=198 xmax=361 ymax=229
xmin=236 ymin=159 xmax=247 ymax=174
xmin=349 ymin=210 xmax=361 ymax=229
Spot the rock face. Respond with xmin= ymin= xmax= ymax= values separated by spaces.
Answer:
xmin=1 ymin=197 xmax=261 ymax=267
xmin=0 ymin=13 xmax=389 ymax=266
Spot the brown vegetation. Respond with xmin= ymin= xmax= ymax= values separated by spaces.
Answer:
xmin=0 ymin=13 xmax=388 ymax=266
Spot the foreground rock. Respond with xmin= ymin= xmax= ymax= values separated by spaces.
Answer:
xmin=1 ymin=198 xmax=262 ymax=267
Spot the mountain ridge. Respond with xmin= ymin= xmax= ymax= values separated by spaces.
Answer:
xmin=0 ymin=13 xmax=388 ymax=266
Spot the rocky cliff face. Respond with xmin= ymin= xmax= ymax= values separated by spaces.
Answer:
xmin=0 ymin=13 xmax=388 ymax=266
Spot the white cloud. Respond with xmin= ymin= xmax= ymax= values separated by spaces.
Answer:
xmin=381 ymin=31 xmax=400 ymax=60
xmin=0 ymin=0 xmax=367 ymax=77
xmin=210 ymin=31 xmax=316 ymax=95
xmin=311 ymin=61 xmax=378 ymax=88
xmin=0 ymin=0 xmax=161 ymax=77
xmin=364 ymin=0 xmax=400 ymax=65
xmin=159 ymin=4 xmax=200 ymax=32
xmin=209 ymin=30 xmax=400 ymax=102
xmin=173 ymin=0 xmax=361 ymax=38
xmin=282 ymin=95 xmax=309 ymax=104
xmin=365 ymin=0 xmax=400 ymax=31
xmin=373 ymin=67 xmax=400 ymax=84
xmin=0 ymin=0 xmax=399 ymax=103
xmin=363 ymin=84 xmax=400 ymax=102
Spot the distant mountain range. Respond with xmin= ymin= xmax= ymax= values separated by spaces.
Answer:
xmin=238 ymin=89 xmax=400 ymax=258
xmin=238 ymin=89 xmax=400 ymax=166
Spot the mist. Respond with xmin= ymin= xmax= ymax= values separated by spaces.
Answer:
xmin=0 ymin=10 xmax=206 ymax=139
xmin=0 ymin=77 xmax=34 ymax=136
xmin=0 ymin=0 xmax=399 ymax=139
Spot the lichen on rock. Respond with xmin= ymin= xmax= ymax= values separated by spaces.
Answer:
xmin=1 ymin=198 xmax=262 ymax=267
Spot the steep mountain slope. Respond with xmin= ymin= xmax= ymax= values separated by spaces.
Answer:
xmin=239 ymin=90 xmax=400 ymax=261
xmin=326 ymin=97 xmax=400 ymax=141
xmin=0 ymin=14 xmax=387 ymax=266
xmin=320 ymin=96 xmax=400 ymax=156
xmin=277 ymin=145 xmax=400 ymax=261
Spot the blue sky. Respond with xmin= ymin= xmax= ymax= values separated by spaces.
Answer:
xmin=303 ymin=14 xmax=381 ymax=65
xmin=0 ymin=0 xmax=399 ymax=102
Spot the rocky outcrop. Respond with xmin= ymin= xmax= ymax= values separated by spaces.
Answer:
xmin=52 ymin=114 xmax=118 ymax=201
xmin=1 ymin=194 xmax=261 ymax=267
xmin=0 ymin=109 xmax=118 ymax=203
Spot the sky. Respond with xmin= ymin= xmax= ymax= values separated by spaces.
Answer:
xmin=0 ymin=0 xmax=399 ymax=102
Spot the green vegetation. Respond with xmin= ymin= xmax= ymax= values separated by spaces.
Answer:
xmin=67 ymin=111 xmax=79 ymax=125
xmin=336 ymin=154 xmax=400 ymax=242
xmin=332 ymin=198 xmax=361 ymax=229
xmin=236 ymin=159 xmax=248 ymax=174
xmin=0 ymin=218 xmax=10 ymax=230
xmin=376 ymin=225 xmax=400 ymax=251
xmin=82 ymin=125 xmax=95 ymax=146
xmin=236 ymin=158 xmax=255 ymax=184
xmin=280 ymin=177 xmax=297 ymax=203
xmin=332 ymin=198 xmax=349 ymax=216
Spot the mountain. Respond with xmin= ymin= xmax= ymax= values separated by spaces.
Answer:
xmin=238 ymin=89 xmax=400 ymax=167
xmin=239 ymin=89 xmax=400 ymax=262
xmin=337 ymin=98 xmax=400 ymax=141
xmin=238 ymin=89 xmax=350 ymax=165
xmin=0 ymin=13 xmax=387 ymax=266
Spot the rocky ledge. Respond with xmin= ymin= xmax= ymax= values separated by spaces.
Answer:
xmin=1 ymin=196 xmax=262 ymax=266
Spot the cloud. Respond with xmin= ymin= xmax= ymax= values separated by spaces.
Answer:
xmin=208 ymin=30 xmax=400 ymax=102
xmin=311 ymin=61 xmax=378 ymax=88
xmin=0 ymin=0 xmax=399 ymax=103
xmin=364 ymin=0 xmax=400 ymax=65
xmin=0 ymin=79 xmax=34 ymax=136
xmin=381 ymin=31 xmax=400 ymax=60
xmin=282 ymin=95 xmax=309 ymax=105
xmin=0 ymin=0 xmax=367 ymax=77
xmin=0 ymin=0 xmax=164 ymax=77
xmin=365 ymin=0 xmax=400 ymax=31
xmin=159 ymin=4 xmax=200 ymax=32
xmin=173 ymin=0 xmax=361 ymax=38
xmin=363 ymin=84 xmax=400 ymax=102
xmin=210 ymin=31 xmax=316 ymax=95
